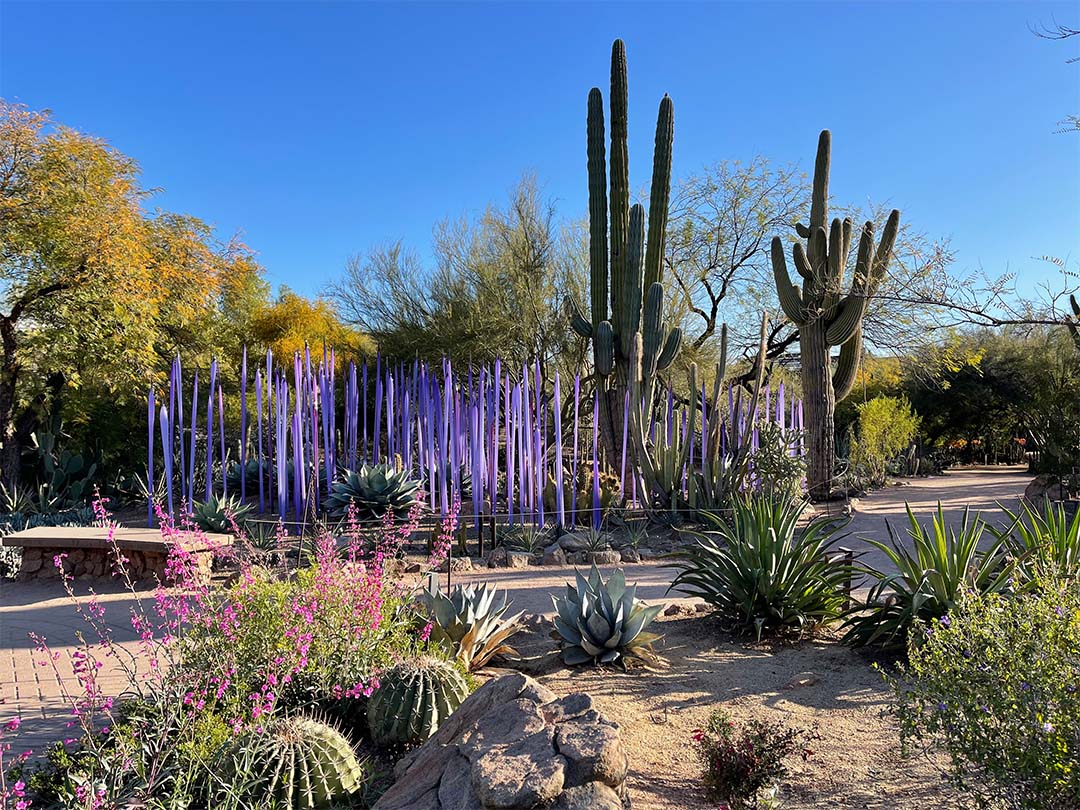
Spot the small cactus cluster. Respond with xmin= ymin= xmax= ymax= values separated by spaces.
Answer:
xmin=366 ymin=655 xmax=471 ymax=746
xmin=216 ymin=715 xmax=368 ymax=809
xmin=324 ymin=463 xmax=421 ymax=520
xmin=551 ymin=565 xmax=662 ymax=666
xmin=419 ymin=579 xmax=523 ymax=671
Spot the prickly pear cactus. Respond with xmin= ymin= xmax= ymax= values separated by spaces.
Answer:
xmin=366 ymin=656 xmax=470 ymax=746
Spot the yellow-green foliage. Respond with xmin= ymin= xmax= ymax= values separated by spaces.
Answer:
xmin=850 ymin=395 xmax=920 ymax=487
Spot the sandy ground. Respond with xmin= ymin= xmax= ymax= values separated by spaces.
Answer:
xmin=530 ymin=614 xmax=964 ymax=810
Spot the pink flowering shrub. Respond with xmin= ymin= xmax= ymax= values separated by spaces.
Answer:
xmin=2 ymin=496 xmax=450 ymax=809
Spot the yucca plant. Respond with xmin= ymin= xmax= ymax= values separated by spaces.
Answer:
xmin=668 ymin=495 xmax=852 ymax=640
xmin=991 ymin=498 xmax=1080 ymax=583
xmin=842 ymin=504 xmax=1014 ymax=649
xmin=324 ymin=464 xmax=421 ymax=521
xmin=418 ymin=580 xmax=523 ymax=671
xmin=191 ymin=493 xmax=253 ymax=534
xmin=551 ymin=566 xmax=662 ymax=666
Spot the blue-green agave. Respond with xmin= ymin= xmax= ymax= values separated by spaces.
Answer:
xmin=552 ymin=566 xmax=662 ymax=666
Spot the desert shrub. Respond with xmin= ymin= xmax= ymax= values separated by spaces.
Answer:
xmin=692 ymin=708 xmax=811 ymax=809
xmin=669 ymin=495 xmax=852 ymax=639
xmin=750 ymin=423 xmax=805 ymax=502
xmin=848 ymin=395 xmax=920 ymax=488
xmin=843 ymin=505 xmax=1013 ymax=649
xmin=888 ymin=582 xmax=1080 ymax=808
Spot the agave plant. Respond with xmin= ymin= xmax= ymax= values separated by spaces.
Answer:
xmin=991 ymin=498 xmax=1080 ymax=583
xmin=419 ymin=580 xmax=523 ymax=671
xmin=842 ymin=504 xmax=1014 ymax=649
xmin=500 ymin=524 xmax=553 ymax=555
xmin=324 ymin=464 xmax=421 ymax=521
xmin=551 ymin=566 xmax=662 ymax=666
xmin=668 ymin=495 xmax=852 ymax=639
xmin=191 ymin=493 xmax=253 ymax=534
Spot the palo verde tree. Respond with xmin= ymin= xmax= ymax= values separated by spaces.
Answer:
xmin=771 ymin=130 xmax=900 ymax=499
xmin=567 ymin=39 xmax=682 ymax=466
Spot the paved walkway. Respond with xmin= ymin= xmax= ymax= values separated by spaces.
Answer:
xmin=0 ymin=466 xmax=1032 ymax=757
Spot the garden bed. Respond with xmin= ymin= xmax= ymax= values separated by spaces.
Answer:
xmin=523 ymin=613 xmax=961 ymax=810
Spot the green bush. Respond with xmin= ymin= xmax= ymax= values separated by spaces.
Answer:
xmin=669 ymin=495 xmax=852 ymax=639
xmin=750 ymin=422 xmax=806 ymax=502
xmin=887 ymin=582 xmax=1080 ymax=808
xmin=843 ymin=505 xmax=1013 ymax=649
xmin=849 ymin=395 xmax=920 ymax=488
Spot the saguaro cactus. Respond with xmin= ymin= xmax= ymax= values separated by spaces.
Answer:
xmin=567 ymin=39 xmax=682 ymax=467
xmin=771 ymin=130 xmax=900 ymax=499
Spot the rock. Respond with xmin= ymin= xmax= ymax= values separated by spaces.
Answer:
xmin=663 ymin=603 xmax=682 ymax=616
xmin=487 ymin=546 xmax=509 ymax=568
xmin=636 ymin=547 xmax=657 ymax=561
xmin=541 ymin=544 xmax=566 ymax=566
xmin=783 ymin=672 xmax=820 ymax=690
xmin=556 ymin=721 xmax=627 ymax=787
xmin=404 ymin=562 xmax=422 ymax=574
xmin=440 ymin=556 xmax=474 ymax=573
xmin=619 ymin=547 xmax=640 ymax=563
xmin=20 ymin=554 xmax=42 ymax=574
xmin=587 ymin=550 xmax=621 ymax=566
xmin=558 ymin=533 xmax=589 ymax=553
xmin=376 ymin=674 xmax=629 ymax=810
xmin=694 ymin=603 xmax=710 ymax=614
xmin=507 ymin=552 xmax=532 ymax=569
xmin=552 ymin=782 xmax=624 ymax=810
xmin=1025 ymin=474 xmax=1068 ymax=504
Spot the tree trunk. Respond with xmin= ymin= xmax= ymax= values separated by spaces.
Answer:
xmin=0 ymin=317 xmax=20 ymax=487
xmin=801 ymin=321 xmax=836 ymax=500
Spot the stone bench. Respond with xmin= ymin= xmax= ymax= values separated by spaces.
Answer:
xmin=1 ymin=526 xmax=232 ymax=583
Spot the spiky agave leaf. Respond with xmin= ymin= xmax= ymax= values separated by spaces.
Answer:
xmin=324 ymin=463 xmax=422 ymax=521
xmin=418 ymin=582 xmax=523 ymax=671
xmin=551 ymin=564 xmax=662 ymax=667
xmin=191 ymin=493 xmax=253 ymax=534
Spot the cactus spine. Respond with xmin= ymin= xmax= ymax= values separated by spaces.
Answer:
xmin=218 ymin=715 xmax=367 ymax=809
xmin=366 ymin=656 xmax=470 ymax=746
xmin=568 ymin=39 xmax=682 ymax=470
xmin=771 ymin=130 xmax=900 ymax=499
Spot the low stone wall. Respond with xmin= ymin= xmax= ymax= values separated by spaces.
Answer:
xmin=18 ymin=545 xmax=213 ymax=584
xmin=374 ymin=672 xmax=630 ymax=810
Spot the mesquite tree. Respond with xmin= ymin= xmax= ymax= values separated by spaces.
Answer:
xmin=771 ymin=130 xmax=900 ymax=499
xmin=567 ymin=39 xmax=682 ymax=468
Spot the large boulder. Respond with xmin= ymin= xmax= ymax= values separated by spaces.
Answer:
xmin=1024 ymin=474 xmax=1069 ymax=505
xmin=374 ymin=674 xmax=630 ymax=810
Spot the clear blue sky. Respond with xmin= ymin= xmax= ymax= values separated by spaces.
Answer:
xmin=2 ymin=1 xmax=1078 ymax=298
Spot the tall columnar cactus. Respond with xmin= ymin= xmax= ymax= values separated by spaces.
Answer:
xmin=771 ymin=130 xmax=900 ymax=499
xmin=568 ymin=39 xmax=682 ymax=466
xmin=1066 ymin=294 xmax=1080 ymax=352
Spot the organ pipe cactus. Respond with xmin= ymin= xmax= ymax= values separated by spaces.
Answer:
xmin=567 ymin=39 xmax=682 ymax=464
xmin=366 ymin=656 xmax=471 ymax=746
xmin=217 ymin=715 xmax=368 ymax=808
xmin=551 ymin=565 xmax=662 ymax=666
xmin=771 ymin=130 xmax=901 ymax=500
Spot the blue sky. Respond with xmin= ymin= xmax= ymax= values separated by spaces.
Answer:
xmin=2 ymin=1 xmax=1078 ymax=299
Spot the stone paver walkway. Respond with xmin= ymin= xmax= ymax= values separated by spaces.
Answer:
xmin=0 ymin=465 xmax=1032 ymax=758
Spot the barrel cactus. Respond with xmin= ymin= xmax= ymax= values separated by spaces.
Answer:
xmin=217 ymin=715 xmax=368 ymax=809
xmin=419 ymin=580 xmax=523 ymax=671
xmin=552 ymin=565 xmax=662 ymax=666
xmin=324 ymin=463 xmax=421 ymax=521
xmin=366 ymin=655 xmax=470 ymax=746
